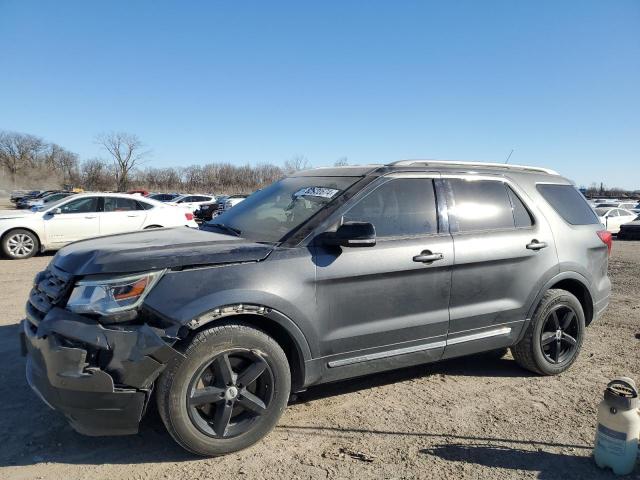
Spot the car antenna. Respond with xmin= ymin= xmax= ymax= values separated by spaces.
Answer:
xmin=504 ymin=149 xmax=514 ymax=164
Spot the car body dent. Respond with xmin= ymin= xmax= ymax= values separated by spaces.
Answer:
xmin=22 ymin=306 xmax=184 ymax=435
xmin=143 ymin=248 xmax=317 ymax=358
xmin=53 ymin=228 xmax=273 ymax=275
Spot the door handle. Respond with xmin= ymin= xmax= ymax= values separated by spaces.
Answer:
xmin=85 ymin=216 xmax=97 ymax=219
xmin=127 ymin=214 xmax=140 ymax=217
xmin=526 ymin=239 xmax=547 ymax=251
xmin=413 ymin=251 xmax=444 ymax=263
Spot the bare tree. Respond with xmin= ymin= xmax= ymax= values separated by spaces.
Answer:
xmin=334 ymin=156 xmax=348 ymax=167
xmin=95 ymin=132 xmax=149 ymax=191
xmin=283 ymin=155 xmax=311 ymax=174
xmin=81 ymin=158 xmax=113 ymax=191
xmin=0 ymin=131 xmax=46 ymax=185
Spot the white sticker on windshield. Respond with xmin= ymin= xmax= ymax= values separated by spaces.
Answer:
xmin=293 ymin=187 xmax=340 ymax=199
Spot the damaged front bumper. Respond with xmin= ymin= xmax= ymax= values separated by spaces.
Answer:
xmin=21 ymin=307 xmax=182 ymax=436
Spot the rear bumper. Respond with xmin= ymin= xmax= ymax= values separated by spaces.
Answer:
xmin=21 ymin=308 xmax=181 ymax=436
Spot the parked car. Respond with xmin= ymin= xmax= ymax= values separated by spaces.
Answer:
xmin=20 ymin=161 xmax=611 ymax=456
xmin=595 ymin=201 xmax=638 ymax=210
xmin=147 ymin=192 xmax=180 ymax=202
xmin=10 ymin=190 xmax=39 ymax=203
xmin=1 ymin=193 xmax=198 ymax=259
xmin=194 ymin=201 xmax=219 ymax=222
xmin=594 ymin=207 xmax=637 ymax=234
xmin=16 ymin=190 xmax=62 ymax=209
xmin=25 ymin=192 xmax=76 ymax=210
xmin=617 ymin=215 xmax=640 ymax=240
xmin=216 ymin=194 xmax=248 ymax=214
xmin=167 ymin=194 xmax=216 ymax=212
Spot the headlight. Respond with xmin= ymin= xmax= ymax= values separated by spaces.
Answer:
xmin=66 ymin=271 xmax=164 ymax=315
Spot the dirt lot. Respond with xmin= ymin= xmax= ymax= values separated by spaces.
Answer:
xmin=0 ymin=199 xmax=638 ymax=479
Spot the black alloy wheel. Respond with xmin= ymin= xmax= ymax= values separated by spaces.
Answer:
xmin=539 ymin=305 xmax=579 ymax=364
xmin=187 ymin=349 xmax=274 ymax=439
xmin=511 ymin=288 xmax=585 ymax=375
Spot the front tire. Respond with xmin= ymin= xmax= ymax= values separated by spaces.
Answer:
xmin=511 ymin=289 xmax=585 ymax=375
xmin=156 ymin=322 xmax=291 ymax=456
xmin=1 ymin=229 xmax=39 ymax=259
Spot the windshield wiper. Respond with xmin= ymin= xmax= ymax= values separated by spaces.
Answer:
xmin=206 ymin=223 xmax=242 ymax=237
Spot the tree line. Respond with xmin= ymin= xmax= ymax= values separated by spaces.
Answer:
xmin=0 ymin=130 xmax=309 ymax=194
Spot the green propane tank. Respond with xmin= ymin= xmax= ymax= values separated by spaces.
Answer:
xmin=593 ymin=377 xmax=640 ymax=475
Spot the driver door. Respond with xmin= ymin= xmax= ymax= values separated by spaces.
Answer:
xmin=44 ymin=197 xmax=101 ymax=246
xmin=313 ymin=176 xmax=453 ymax=375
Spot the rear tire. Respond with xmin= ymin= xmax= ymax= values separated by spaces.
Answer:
xmin=1 ymin=229 xmax=39 ymax=259
xmin=156 ymin=322 xmax=291 ymax=456
xmin=511 ymin=289 xmax=585 ymax=375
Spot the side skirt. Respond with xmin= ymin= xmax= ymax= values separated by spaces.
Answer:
xmin=304 ymin=323 xmax=523 ymax=387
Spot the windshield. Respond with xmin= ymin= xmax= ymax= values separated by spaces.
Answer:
xmin=203 ymin=176 xmax=358 ymax=242
xmin=594 ymin=208 xmax=610 ymax=216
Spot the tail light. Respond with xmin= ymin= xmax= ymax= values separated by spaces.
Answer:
xmin=597 ymin=230 xmax=612 ymax=255
xmin=185 ymin=212 xmax=194 ymax=221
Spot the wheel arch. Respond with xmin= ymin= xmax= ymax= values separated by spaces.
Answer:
xmin=185 ymin=305 xmax=311 ymax=392
xmin=528 ymin=272 xmax=594 ymax=326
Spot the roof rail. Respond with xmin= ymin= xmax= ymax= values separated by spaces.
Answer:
xmin=388 ymin=159 xmax=559 ymax=175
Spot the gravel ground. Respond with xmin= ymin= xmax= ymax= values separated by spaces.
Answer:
xmin=0 ymin=198 xmax=638 ymax=479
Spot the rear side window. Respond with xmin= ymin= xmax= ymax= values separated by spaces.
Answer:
xmin=343 ymin=179 xmax=438 ymax=237
xmin=446 ymin=179 xmax=515 ymax=232
xmin=536 ymin=184 xmax=599 ymax=225
xmin=104 ymin=197 xmax=143 ymax=212
xmin=136 ymin=200 xmax=154 ymax=210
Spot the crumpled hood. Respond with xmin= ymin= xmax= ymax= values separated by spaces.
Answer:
xmin=0 ymin=210 xmax=35 ymax=220
xmin=53 ymin=227 xmax=274 ymax=275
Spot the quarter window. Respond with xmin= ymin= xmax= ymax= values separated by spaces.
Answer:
xmin=536 ymin=184 xmax=599 ymax=225
xmin=343 ymin=179 xmax=438 ymax=237
xmin=506 ymin=187 xmax=533 ymax=228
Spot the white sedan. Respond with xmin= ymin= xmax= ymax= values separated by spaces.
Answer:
xmin=594 ymin=207 xmax=637 ymax=234
xmin=0 ymin=193 xmax=198 ymax=259
xmin=167 ymin=194 xmax=216 ymax=213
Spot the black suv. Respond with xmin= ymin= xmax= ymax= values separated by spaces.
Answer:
xmin=21 ymin=161 xmax=611 ymax=456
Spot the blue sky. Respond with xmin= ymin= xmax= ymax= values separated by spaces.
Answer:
xmin=1 ymin=1 xmax=639 ymax=188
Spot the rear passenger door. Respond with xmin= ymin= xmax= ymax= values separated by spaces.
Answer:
xmin=442 ymin=176 xmax=558 ymax=358
xmin=314 ymin=175 xmax=454 ymax=370
xmin=99 ymin=197 xmax=148 ymax=235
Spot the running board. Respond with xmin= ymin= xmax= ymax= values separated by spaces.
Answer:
xmin=327 ymin=326 xmax=512 ymax=368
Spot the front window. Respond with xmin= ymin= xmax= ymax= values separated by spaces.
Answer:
xmin=343 ymin=178 xmax=438 ymax=237
xmin=203 ymin=176 xmax=358 ymax=242
xmin=59 ymin=197 xmax=99 ymax=214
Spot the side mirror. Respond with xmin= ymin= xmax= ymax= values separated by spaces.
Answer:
xmin=51 ymin=208 xmax=62 ymax=215
xmin=322 ymin=221 xmax=376 ymax=248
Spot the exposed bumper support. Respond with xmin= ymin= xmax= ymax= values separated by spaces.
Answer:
xmin=21 ymin=308 xmax=182 ymax=436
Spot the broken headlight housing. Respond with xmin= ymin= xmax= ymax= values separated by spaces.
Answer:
xmin=66 ymin=271 xmax=164 ymax=316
